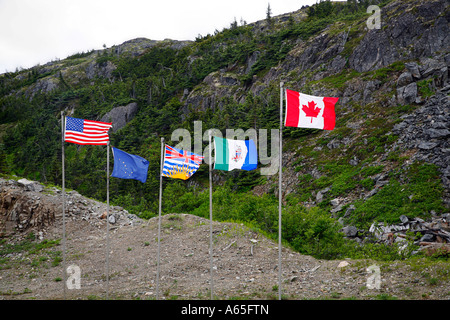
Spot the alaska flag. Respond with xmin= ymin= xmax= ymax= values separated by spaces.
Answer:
xmin=111 ymin=147 xmax=149 ymax=183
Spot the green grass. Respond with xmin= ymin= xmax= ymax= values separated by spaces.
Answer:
xmin=366 ymin=61 xmax=405 ymax=82
xmin=417 ymin=78 xmax=434 ymax=97
xmin=0 ymin=233 xmax=61 ymax=269
xmin=350 ymin=163 xmax=446 ymax=229
xmin=314 ymin=61 xmax=405 ymax=90
xmin=319 ymin=69 xmax=361 ymax=89
xmin=0 ymin=288 xmax=32 ymax=296
xmin=375 ymin=293 xmax=398 ymax=300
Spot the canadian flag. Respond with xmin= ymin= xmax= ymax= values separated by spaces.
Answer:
xmin=285 ymin=89 xmax=339 ymax=130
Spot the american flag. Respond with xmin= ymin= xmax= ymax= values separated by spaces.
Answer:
xmin=64 ymin=116 xmax=112 ymax=145
xmin=162 ymin=145 xmax=204 ymax=180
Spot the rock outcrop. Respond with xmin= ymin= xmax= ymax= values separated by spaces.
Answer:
xmin=392 ymin=87 xmax=450 ymax=193
xmin=341 ymin=213 xmax=450 ymax=257
xmin=0 ymin=178 xmax=143 ymax=238
xmin=350 ymin=0 xmax=449 ymax=72
xmin=100 ymin=102 xmax=139 ymax=132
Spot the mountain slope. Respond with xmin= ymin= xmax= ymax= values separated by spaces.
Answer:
xmin=0 ymin=0 xmax=449 ymax=261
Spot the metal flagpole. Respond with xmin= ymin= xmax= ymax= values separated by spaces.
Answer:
xmin=278 ymin=81 xmax=284 ymax=301
xmin=61 ymin=111 xmax=67 ymax=299
xmin=156 ymin=137 xmax=164 ymax=300
xmin=106 ymin=141 xmax=110 ymax=299
xmin=209 ymin=132 xmax=213 ymax=300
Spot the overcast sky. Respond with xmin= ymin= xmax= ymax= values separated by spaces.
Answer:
xmin=0 ymin=0 xmax=327 ymax=74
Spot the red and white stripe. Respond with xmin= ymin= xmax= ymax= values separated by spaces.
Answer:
xmin=64 ymin=118 xmax=112 ymax=145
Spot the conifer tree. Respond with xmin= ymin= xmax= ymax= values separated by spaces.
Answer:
xmin=266 ymin=3 xmax=274 ymax=29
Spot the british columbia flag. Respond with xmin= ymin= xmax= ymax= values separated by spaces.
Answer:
xmin=162 ymin=145 xmax=204 ymax=180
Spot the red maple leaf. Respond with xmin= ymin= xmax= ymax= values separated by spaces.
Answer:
xmin=302 ymin=100 xmax=321 ymax=123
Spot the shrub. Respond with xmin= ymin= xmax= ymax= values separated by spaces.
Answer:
xmin=351 ymin=163 xmax=445 ymax=229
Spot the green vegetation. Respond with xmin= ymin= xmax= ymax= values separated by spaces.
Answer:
xmin=320 ymin=70 xmax=361 ymax=89
xmin=350 ymin=163 xmax=446 ymax=228
xmin=417 ymin=78 xmax=435 ymax=97
xmin=0 ymin=0 xmax=446 ymax=264
xmin=155 ymin=163 xmax=444 ymax=261
xmin=0 ymin=233 xmax=61 ymax=271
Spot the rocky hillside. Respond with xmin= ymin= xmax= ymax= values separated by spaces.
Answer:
xmin=0 ymin=0 xmax=449 ymax=263
xmin=1 ymin=177 xmax=449 ymax=300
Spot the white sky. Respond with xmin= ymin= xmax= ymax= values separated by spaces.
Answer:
xmin=0 ymin=0 xmax=329 ymax=74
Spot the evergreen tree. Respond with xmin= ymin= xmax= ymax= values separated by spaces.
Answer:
xmin=266 ymin=3 xmax=273 ymax=28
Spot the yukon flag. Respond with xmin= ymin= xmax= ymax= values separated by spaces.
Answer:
xmin=214 ymin=136 xmax=257 ymax=171
xmin=285 ymin=89 xmax=339 ymax=130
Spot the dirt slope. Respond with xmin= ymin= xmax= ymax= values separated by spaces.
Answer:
xmin=1 ymin=207 xmax=450 ymax=300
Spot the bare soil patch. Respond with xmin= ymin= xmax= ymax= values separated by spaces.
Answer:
xmin=1 ymin=178 xmax=449 ymax=300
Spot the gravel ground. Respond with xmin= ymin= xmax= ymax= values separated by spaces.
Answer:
xmin=1 ymin=211 xmax=449 ymax=301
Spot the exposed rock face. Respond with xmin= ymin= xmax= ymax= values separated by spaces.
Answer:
xmin=100 ymin=102 xmax=139 ymax=132
xmin=0 ymin=178 xmax=143 ymax=238
xmin=350 ymin=0 xmax=449 ymax=72
xmin=282 ymin=32 xmax=345 ymax=77
xmin=111 ymin=38 xmax=192 ymax=57
xmin=182 ymin=71 xmax=245 ymax=114
xmin=0 ymin=180 xmax=57 ymax=237
xmin=392 ymin=88 xmax=450 ymax=191
xmin=85 ymin=60 xmax=117 ymax=80
xmin=24 ymin=76 xmax=59 ymax=98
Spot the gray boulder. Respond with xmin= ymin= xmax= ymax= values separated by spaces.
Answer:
xmin=425 ymin=128 xmax=450 ymax=139
xmin=397 ymin=82 xmax=417 ymax=104
xmin=342 ymin=226 xmax=358 ymax=237
xmin=17 ymin=178 xmax=44 ymax=192
xmin=405 ymin=62 xmax=421 ymax=79
xmin=397 ymin=72 xmax=413 ymax=87
xmin=349 ymin=30 xmax=398 ymax=73
xmin=101 ymin=102 xmax=138 ymax=132
xmin=417 ymin=141 xmax=438 ymax=150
